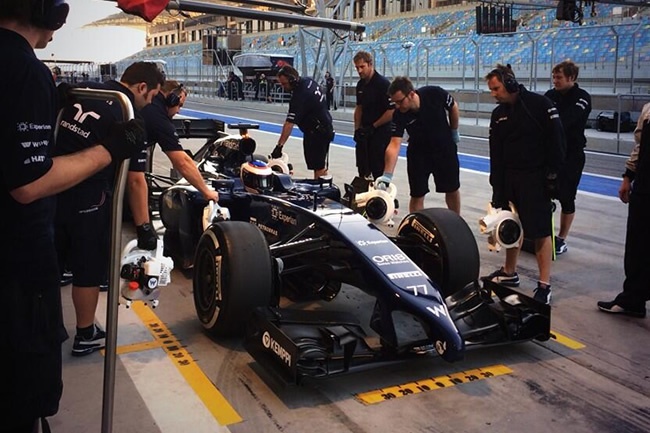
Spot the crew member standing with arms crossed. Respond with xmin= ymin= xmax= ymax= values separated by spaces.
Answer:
xmin=353 ymin=51 xmax=395 ymax=180
xmin=544 ymin=60 xmax=591 ymax=255
xmin=376 ymin=76 xmax=461 ymax=214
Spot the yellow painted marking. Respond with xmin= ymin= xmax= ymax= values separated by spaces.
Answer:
xmin=355 ymin=364 xmax=513 ymax=405
xmin=101 ymin=340 xmax=161 ymax=356
xmin=132 ymin=303 xmax=242 ymax=425
xmin=550 ymin=331 xmax=586 ymax=350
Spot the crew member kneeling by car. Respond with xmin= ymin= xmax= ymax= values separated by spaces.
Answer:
xmin=273 ymin=65 xmax=335 ymax=179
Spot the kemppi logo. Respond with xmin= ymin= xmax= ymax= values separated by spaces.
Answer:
xmin=262 ymin=331 xmax=292 ymax=366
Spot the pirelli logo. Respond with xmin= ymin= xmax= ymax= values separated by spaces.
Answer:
xmin=387 ymin=270 xmax=423 ymax=280
xmin=411 ymin=219 xmax=435 ymax=243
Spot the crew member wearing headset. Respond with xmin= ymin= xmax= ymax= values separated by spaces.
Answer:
xmin=377 ymin=76 xmax=461 ymax=214
xmin=544 ymin=60 xmax=592 ymax=256
xmin=1 ymin=2 xmax=146 ymax=429
xmin=128 ymin=80 xmax=219 ymax=251
xmin=273 ymin=65 xmax=334 ymax=179
xmin=482 ymin=64 xmax=565 ymax=305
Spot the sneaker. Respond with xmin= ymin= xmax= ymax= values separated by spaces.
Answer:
xmin=72 ymin=324 xmax=106 ymax=357
xmin=60 ymin=270 xmax=73 ymax=286
xmin=597 ymin=300 xmax=646 ymax=318
xmin=481 ymin=267 xmax=520 ymax=287
xmin=533 ymin=284 xmax=552 ymax=305
xmin=555 ymin=237 xmax=568 ymax=255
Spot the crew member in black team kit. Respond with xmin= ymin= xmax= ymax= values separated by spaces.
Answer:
xmin=0 ymin=2 xmax=147 ymax=430
xmin=544 ymin=60 xmax=591 ymax=255
xmin=482 ymin=64 xmax=565 ymax=305
xmin=377 ymin=76 xmax=461 ymax=214
xmin=273 ymin=65 xmax=334 ymax=179
xmin=353 ymin=50 xmax=395 ymax=180
xmin=127 ymin=80 xmax=219 ymax=251
xmin=54 ymin=62 xmax=163 ymax=357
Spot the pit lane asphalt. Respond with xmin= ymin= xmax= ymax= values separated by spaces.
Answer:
xmin=51 ymin=99 xmax=650 ymax=433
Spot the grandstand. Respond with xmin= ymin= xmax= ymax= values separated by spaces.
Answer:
xmin=110 ymin=0 xmax=649 ymax=96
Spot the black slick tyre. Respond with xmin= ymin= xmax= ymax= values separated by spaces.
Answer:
xmin=193 ymin=221 xmax=274 ymax=336
xmin=397 ymin=208 xmax=480 ymax=297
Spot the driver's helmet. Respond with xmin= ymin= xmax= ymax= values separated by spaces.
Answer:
xmin=241 ymin=160 xmax=273 ymax=193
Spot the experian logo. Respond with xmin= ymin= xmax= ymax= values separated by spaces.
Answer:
xmin=262 ymin=331 xmax=292 ymax=366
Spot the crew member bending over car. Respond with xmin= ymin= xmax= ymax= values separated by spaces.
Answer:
xmin=128 ymin=80 xmax=219 ymax=250
xmin=377 ymin=76 xmax=461 ymax=214
xmin=273 ymin=65 xmax=335 ymax=179
xmin=55 ymin=62 xmax=163 ymax=356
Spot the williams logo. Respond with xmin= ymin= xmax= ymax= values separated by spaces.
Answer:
xmin=262 ymin=331 xmax=292 ymax=366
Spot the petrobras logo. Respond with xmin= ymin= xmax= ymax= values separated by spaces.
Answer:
xmin=411 ymin=219 xmax=435 ymax=243
xmin=271 ymin=206 xmax=297 ymax=225
xmin=372 ymin=253 xmax=409 ymax=266
xmin=262 ymin=331 xmax=292 ymax=366
xmin=387 ymin=270 xmax=423 ymax=280
xmin=357 ymin=239 xmax=389 ymax=247
xmin=250 ymin=217 xmax=278 ymax=237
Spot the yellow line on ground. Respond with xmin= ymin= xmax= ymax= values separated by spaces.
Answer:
xmin=355 ymin=364 xmax=513 ymax=405
xmin=550 ymin=331 xmax=586 ymax=350
xmin=100 ymin=340 xmax=161 ymax=356
xmin=131 ymin=303 xmax=242 ymax=425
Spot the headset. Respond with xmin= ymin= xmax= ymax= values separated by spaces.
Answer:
xmin=31 ymin=0 xmax=69 ymax=31
xmin=165 ymin=83 xmax=184 ymax=108
xmin=278 ymin=66 xmax=299 ymax=88
xmin=492 ymin=65 xmax=519 ymax=94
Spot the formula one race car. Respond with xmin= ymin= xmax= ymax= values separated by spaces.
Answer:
xmin=156 ymin=118 xmax=551 ymax=384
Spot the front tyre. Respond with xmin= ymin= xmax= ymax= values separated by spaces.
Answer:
xmin=193 ymin=221 xmax=274 ymax=336
xmin=397 ymin=208 xmax=479 ymax=298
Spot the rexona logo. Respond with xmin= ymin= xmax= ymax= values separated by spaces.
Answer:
xmin=262 ymin=331 xmax=292 ymax=366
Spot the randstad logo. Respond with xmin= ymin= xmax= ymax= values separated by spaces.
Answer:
xmin=72 ymin=103 xmax=101 ymax=123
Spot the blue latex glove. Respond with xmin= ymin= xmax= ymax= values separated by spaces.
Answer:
xmin=375 ymin=172 xmax=393 ymax=191
xmin=451 ymin=129 xmax=460 ymax=144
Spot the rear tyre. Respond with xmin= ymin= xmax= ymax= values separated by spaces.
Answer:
xmin=397 ymin=208 xmax=479 ymax=298
xmin=193 ymin=221 xmax=274 ymax=336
